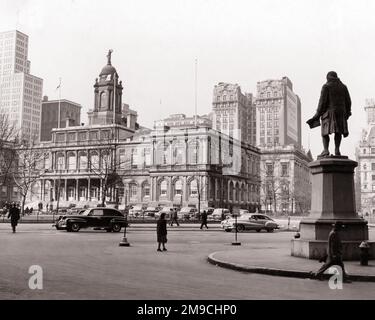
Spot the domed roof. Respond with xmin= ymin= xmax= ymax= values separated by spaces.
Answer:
xmin=99 ymin=64 xmax=117 ymax=76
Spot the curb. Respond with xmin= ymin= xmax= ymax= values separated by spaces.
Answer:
xmin=207 ymin=252 xmax=375 ymax=282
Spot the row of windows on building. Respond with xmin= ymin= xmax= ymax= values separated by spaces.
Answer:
xmin=258 ymin=91 xmax=280 ymax=98
xmin=127 ymin=179 xmax=260 ymax=202
xmin=260 ymin=137 xmax=279 ymax=145
xmin=260 ymin=129 xmax=280 ymax=136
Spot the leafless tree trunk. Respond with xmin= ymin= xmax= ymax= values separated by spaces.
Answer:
xmin=12 ymin=140 xmax=48 ymax=215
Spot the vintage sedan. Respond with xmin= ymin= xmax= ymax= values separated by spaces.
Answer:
xmin=54 ymin=207 xmax=128 ymax=232
xmin=221 ymin=213 xmax=279 ymax=233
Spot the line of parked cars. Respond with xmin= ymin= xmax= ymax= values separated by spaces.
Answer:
xmin=127 ymin=205 xmax=218 ymax=220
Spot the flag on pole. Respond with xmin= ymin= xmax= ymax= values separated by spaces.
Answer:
xmin=56 ymin=78 xmax=61 ymax=90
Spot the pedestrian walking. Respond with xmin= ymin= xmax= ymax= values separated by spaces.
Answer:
xmin=25 ymin=207 xmax=30 ymax=216
xmin=313 ymin=221 xmax=351 ymax=283
xmin=29 ymin=207 xmax=33 ymax=215
xmin=200 ymin=210 xmax=208 ymax=229
xmin=7 ymin=203 xmax=20 ymax=233
xmin=156 ymin=212 xmax=168 ymax=252
xmin=169 ymin=210 xmax=179 ymax=226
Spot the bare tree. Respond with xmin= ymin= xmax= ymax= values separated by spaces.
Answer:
xmin=88 ymin=132 xmax=128 ymax=207
xmin=12 ymin=140 xmax=48 ymax=215
xmin=259 ymin=156 xmax=288 ymax=214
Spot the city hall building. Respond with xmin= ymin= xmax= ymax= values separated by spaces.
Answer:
xmin=29 ymin=52 xmax=261 ymax=211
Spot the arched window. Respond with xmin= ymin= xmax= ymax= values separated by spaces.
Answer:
xmin=101 ymin=150 xmax=111 ymax=169
xmin=174 ymin=180 xmax=182 ymax=196
xmin=79 ymin=152 xmax=88 ymax=170
xmin=90 ymin=151 xmax=99 ymax=169
xmin=173 ymin=143 xmax=185 ymax=165
xmin=188 ymin=140 xmax=200 ymax=164
xmin=229 ymin=181 xmax=234 ymax=201
xmin=131 ymin=148 xmax=138 ymax=167
xmin=190 ymin=179 xmax=198 ymax=197
xmin=157 ymin=143 xmax=170 ymax=165
xmin=100 ymin=91 xmax=107 ymax=109
xmin=160 ymin=180 xmax=168 ymax=197
xmin=67 ymin=152 xmax=76 ymax=170
xmin=235 ymin=182 xmax=240 ymax=202
xmin=129 ymin=183 xmax=137 ymax=198
xmin=118 ymin=149 xmax=126 ymax=169
xmin=142 ymin=182 xmax=150 ymax=198
xmin=56 ymin=153 xmax=65 ymax=170
xmin=44 ymin=153 xmax=52 ymax=170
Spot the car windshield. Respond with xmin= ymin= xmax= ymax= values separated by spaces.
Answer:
xmin=146 ymin=207 xmax=155 ymax=210
xmin=180 ymin=207 xmax=193 ymax=212
xmin=212 ymin=209 xmax=223 ymax=214
xmin=132 ymin=206 xmax=143 ymax=210
xmin=81 ymin=209 xmax=92 ymax=216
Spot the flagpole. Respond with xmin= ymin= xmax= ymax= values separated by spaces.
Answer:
xmin=113 ymin=72 xmax=116 ymax=125
xmin=194 ymin=58 xmax=198 ymax=128
xmin=58 ymin=78 xmax=61 ymax=128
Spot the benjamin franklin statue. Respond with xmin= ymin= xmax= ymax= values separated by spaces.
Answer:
xmin=307 ymin=71 xmax=351 ymax=157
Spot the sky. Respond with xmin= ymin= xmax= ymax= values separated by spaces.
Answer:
xmin=1 ymin=0 xmax=375 ymax=159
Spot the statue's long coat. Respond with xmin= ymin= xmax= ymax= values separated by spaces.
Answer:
xmin=315 ymin=78 xmax=351 ymax=137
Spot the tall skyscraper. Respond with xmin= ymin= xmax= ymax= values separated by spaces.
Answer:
xmin=0 ymin=30 xmax=43 ymax=142
xmin=255 ymin=77 xmax=301 ymax=148
xmin=212 ymin=82 xmax=256 ymax=145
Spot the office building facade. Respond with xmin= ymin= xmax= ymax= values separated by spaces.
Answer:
xmin=0 ymin=30 xmax=43 ymax=141
xmin=255 ymin=77 xmax=301 ymax=148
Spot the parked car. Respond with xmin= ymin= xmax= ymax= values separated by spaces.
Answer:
xmin=155 ymin=207 xmax=178 ymax=219
xmin=221 ymin=213 xmax=279 ymax=233
xmin=54 ymin=207 xmax=128 ymax=232
xmin=128 ymin=205 xmax=146 ymax=217
xmin=143 ymin=206 xmax=162 ymax=217
xmin=210 ymin=208 xmax=230 ymax=221
xmin=177 ymin=207 xmax=197 ymax=220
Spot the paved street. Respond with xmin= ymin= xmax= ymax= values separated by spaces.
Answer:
xmin=1 ymin=224 xmax=375 ymax=299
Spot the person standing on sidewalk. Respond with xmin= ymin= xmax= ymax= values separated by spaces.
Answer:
xmin=313 ymin=221 xmax=351 ymax=283
xmin=169 ymin=209 xmax=179 ymax=226
xmin=200 ymin=210 xmax=208 ymax=229
xmin=157 ymin=212 xmax=168 ymax=252
xmin=7 ymin=203 xmax=20 ymax=233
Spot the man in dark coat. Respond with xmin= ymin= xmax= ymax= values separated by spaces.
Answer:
xmin=314 ymin=221 xmax=351 ymax=282
xmin=200 ymin=210 xmax=208 ymax=229
xmin=156 ymin=212 xmax=168 ymax=252
xmin=169 ymin=209 xmax=179 ymax=226
xmin=7 ymin=203 xmax=20 ymax=233
xmin=307 ymin=71 xmax=351 ymax=157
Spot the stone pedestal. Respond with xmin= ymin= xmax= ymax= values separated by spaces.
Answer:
xmin=291 ymin=156 xmax=375 ymax=260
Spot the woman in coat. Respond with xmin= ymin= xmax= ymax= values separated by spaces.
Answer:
xmin=8 ymin=203 xmax=20 ymax=233
xmin=156 ymin=212 xmax=168 ymax=252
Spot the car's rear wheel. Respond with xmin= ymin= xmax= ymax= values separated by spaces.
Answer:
xmin=70 ymin=222 xmax=80 ymax=232
xmin=256 ymin=229 xmax=261 ymax=232
xmin=236 ymin=224 xmax=245 ymax=232
xmin=225 ymin=229 xmax=232 ymax=232
xmin=111 ymin=223 xmax=121 ymax=232
xmin=266 ymin=228 xmax=274 ymax=233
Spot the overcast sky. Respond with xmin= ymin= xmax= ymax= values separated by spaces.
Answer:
xmin=1 ymin=0 xmax=375 ymax=159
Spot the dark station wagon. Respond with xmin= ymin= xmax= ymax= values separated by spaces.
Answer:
xmin=54 ymin=207 xmax=128 ymax=232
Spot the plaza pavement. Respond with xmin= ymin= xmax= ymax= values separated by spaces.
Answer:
xmin=208 ymin=247 xmax=375 ymax=282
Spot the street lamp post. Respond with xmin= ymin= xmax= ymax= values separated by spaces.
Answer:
xmin=119 ymin=189 xmax=130 ymax=247
xmin=231 ymin=212 xmax=241 ymax=246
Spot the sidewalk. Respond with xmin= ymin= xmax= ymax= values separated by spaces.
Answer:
xmin=208 ymin=246 xmax=375 ymax=282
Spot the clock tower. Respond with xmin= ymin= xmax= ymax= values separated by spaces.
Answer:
xmin=88 ymin=50 xmax=124 ymax=125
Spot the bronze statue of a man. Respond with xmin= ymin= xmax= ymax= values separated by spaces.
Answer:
xmin=307 ymin=71 xmax=351 ymax=157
